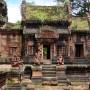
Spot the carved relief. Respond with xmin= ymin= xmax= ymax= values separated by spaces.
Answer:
xmin=34 ymin=43 xmax=43 ymax=64
xmin=27 ymin=41 xmax=34 ymax=55
xmin=86 ymin=36 xmax=90 ymax=58
xmin=69 ymin=36 xmax=75 ymax=60
xmin=36 ymin=26 xmax=59 ymax=39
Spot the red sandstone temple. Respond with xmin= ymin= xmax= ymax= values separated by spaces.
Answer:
xmin=0 ymin=0 xmax=90 ymax=86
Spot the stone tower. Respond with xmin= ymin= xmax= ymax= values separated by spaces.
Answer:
xmin=21 ymin=0 xmax=26 ymax=21
xmin=0 ymin=0 xmax=8 ymax=27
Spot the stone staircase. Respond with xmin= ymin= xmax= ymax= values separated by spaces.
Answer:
xmin=6 ymin=84 xmax=22 ymax=90
xmin=31 ymin=65 xmax=42 ymax=85
xmin=64 ymin=58 xmax=90 ymax=64
xmin=57 ymin=65 xmax=68 ymax=86
xmin=67 ymin=75 xmax=90 ymax=85
xmin=31 ymin=64 xmax=90 ymax=86
xmin=42 ymin=65 xmax=57 ymax=85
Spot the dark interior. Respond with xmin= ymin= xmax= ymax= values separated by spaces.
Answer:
xmin=75 ymin=44 xmax=84 ymax=58
xmin=43 ymin=45 xmax=50 ymax=59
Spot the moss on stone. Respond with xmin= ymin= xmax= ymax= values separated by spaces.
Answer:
xmin=71 ymin=17 xmax=89 ymax=30
xmin=26 ymin=4 xmax=68 ymax=21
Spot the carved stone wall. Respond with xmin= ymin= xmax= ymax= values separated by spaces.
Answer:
xmin=86 ymin=35 xmax=90 ymax=58
xmin=0 ymin=32 xmax=22 ymax=58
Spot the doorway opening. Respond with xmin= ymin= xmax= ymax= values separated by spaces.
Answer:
xmin=75 ymin=44 xmax=84 ymax=58
xmin=43 ymin=45 xmax=50 ymax=59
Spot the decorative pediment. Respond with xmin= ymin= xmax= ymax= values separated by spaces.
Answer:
xmin=35 ymin=26 xmax=59 ymax=39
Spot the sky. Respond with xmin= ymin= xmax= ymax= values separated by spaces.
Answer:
xmin=5 ymin=0 xmax=56 ymax=23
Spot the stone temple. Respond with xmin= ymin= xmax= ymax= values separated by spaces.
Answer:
xmin=0 ymin=0 xmax=90 ymax=86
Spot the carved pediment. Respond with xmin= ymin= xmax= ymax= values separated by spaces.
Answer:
xmin=35 ymin=26 xmax=59 ymax=39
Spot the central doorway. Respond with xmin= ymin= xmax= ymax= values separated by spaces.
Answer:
xmin=75 ymin=44 xmax=84 ymax=58
xmin=43 ymin=45 xmax=50 ymax=59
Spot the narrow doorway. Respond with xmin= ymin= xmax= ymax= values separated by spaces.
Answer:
xmin=43 ymin=45 xmax=50 ymax=59
xmin=75 ymin=44 xmax=84 ymax=58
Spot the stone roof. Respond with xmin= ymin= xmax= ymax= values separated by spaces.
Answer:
xmin=25 ymin=4 xmax=68 ymax=21
xmin=71 ymin=17 xmax=89 ymax=31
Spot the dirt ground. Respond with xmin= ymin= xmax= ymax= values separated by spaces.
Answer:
xmin=33 ymin=85 xmax=89 ymax=90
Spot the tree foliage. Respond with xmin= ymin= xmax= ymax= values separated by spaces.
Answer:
xmin=71 ymin=0 xmax=90 ymax=16
xmin=71 ymin=0 xmax=90 ymax=30
xmin=5 ymin=21 xmax=21 ymax=29
xmin=56 ymin=0 xmax=90 ymax=30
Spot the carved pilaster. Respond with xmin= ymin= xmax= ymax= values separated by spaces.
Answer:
xmin=86 ymin=36 xmax=90 ymax=58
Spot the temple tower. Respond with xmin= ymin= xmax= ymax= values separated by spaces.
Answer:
xmin=21 ymin=0 xmax=26 ymax=21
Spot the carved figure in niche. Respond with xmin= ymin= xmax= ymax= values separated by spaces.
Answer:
xmin=34 ymin=52 xmax=40 ymax=65
xmin=57 ymin=54 xmax=64 ymax=65
xmin=33 ymin=42 xmax=43 ymax=65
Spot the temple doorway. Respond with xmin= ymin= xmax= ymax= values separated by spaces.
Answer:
xmin=75 ymin=44 xmax=84 ymax=58
xmin=43 ymin=45 xmax=50 ymax=59
xmin=43 ymin=44 xmax=51 ymax=64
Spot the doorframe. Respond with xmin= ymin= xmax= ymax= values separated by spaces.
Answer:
xmin=43 ymin=44 xmax=51 ymax=60
xmin=75 ymin=43 xmax=84 ymax=58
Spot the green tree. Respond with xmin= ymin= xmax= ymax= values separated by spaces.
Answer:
xmin=5 ymin=21 xmax=21 ymax=29
xmin=72 ymin=0 xmax=90 ymax=30
xmin=56 ymin=0 xmax=90 ymax=30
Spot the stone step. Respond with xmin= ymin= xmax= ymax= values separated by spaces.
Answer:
xmin=43 ymin=74 xmax=56 ymax=77
xmin=57 ymin=71 xmax=66 ymax=73
xmin=6 ymin=84 xmax=23 ymax=90
xmin=42 ymin=65 xmax=57 ymax=85
xmin=58 ymin=79 xmax=68 ymax=82
xmin=57 ymin=79 xmax=68 ymax=86
xmin=71 ymin=82 xmax=90 ymax=86
xmin=57 ymin=77 xmax=67 ymax=80
xmin=42 ymin=77 xmax=57 ymax=81
xmin=42 ymin=68 xmax=56 ymax=70
xmin=58 ymin=83 xmax=68 ymax=86
xmin=64 ymin=59 xmax=90 ymax=64
xmin=42 ymin=71 xmax=56 ymax=74
xmin=31 ymin=77 xmax=42 ymax=85
xmin=67 ymin=76 xmax=89 ymax=79
xmin=57 ymin=73 xmax=66 ymax=76
xmin=42 ymin=80 xmax=58 ymax=86
xmin=42 ymin=75 xmax=57 ymax=86
xmin=68 ymin=78 xmax=90 ymax=82
xmin=43 ymin=72 xmax=56 ymax=75
xmin=42 ymin=68 xmax=56 ymax=71
xmin=42 ymin=65 xmax=56 ymax=68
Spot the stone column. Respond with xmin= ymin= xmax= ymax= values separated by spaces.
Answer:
xmin=50 ymin=43 xmax=57 ymax=61
xmin=69 ymin=37 xmax=75 ymax=61
xmin=37 ymin=43 xmax=43 ymax=64
xmin=0 ymin=34 xmax=1 ymax=57
xmin=68 ymin=37 xmax=71 ymax=57
xmin=86 ymin=36 xmax=90 ymax=58
xmin=53 ymin=43 xmax=57 ymax=57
